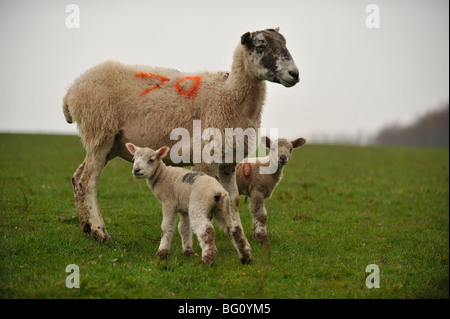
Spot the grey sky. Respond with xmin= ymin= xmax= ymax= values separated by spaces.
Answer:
xmin=0 ymin=0 xmax=448 ymax=142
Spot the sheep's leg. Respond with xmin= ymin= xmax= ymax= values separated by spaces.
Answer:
xmin=178 ymin=212 xmax=194 ymax=256
xmin=189 ymin=208 xmax=217 ymax=265
xmin=156 ymin=206 xmax=177 ymax=259
xmin=72 ymin=139 xmax=114 ymax=243
xmin=217 ymin=164 xmax=252 ymax=264
xmin=72 ymin=160 xmax=89 ymax=231
xmin=218 ymin=164 xmax=245 ymax=231
xmin=72 ymin=161 xmax=86 ymax=186
xmin=249 ymin=192 xmax=269 ymax=243
xmin=214 ymin=195 xmax=253 ymax=264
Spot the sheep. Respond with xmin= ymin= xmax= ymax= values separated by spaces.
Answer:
xmin=125 ymin=143 xmax=252 ymax=265
xmin=236 ymin=136 xmax=306 ymax=243
xmin=63 ymin=27 xmax=299 ymax=243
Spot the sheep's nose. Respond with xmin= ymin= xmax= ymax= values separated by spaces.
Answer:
xmin=289 ymin=70 xmax=299 ymax=82
xmin=280 ymin=155 xmax=287 ymax=161
xmin=133 ymin=168 xmax=141 ymax=174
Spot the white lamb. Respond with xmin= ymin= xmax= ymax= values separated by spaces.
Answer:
xmin=236 ymin=136 xmax=306 ymax=242
xmin=126 ymin=143 xmax=253 ymax=265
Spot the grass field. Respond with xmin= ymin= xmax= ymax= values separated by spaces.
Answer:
xmin=0 ymin=133 xmax=448 ymax=299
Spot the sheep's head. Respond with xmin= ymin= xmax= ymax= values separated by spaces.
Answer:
xmin=126 ymin=143 xmax=169 ymax=179
xmin=241 ymin=28 xmax=299 ymax=87
xmin=262 ymin=136 xmax=306 ymax=166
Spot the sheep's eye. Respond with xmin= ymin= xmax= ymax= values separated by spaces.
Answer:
xmin=290 ymin=148 xmax=293 ymax=153
xmin=148 ymin=159 xmax=154 ymax=164
xmin=254 ymin=37 xmax=266 ymax=46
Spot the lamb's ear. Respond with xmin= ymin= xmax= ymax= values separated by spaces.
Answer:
xmin=241 ymin=32 xmax=252 ymax=47
xmin=291 ymin=138 xmax=306 ymax=148
xmin=126 ymin=143 xmax=138 ymax=155
xmin=156 ymin=146 xmax=170 ymax=159
xmin=274 ymin=27 xmax=280 ymax=32
xmin=261 ymin=136 xmax=273 ymax=149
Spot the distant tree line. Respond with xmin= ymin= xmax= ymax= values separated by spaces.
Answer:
xmin=374 ymin=105 xmax=449 ymax=148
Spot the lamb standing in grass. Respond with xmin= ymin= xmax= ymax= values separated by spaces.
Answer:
xmin=63 ymin=28 xmax=299 ymax=243
xmin=126 ymin=143 xmax=252 ymax=265
xmin=236 ymin=136 xmax=306 ymax=242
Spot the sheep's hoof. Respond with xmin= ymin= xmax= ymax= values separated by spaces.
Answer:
xmin=182 ymin=248 xmax=195 ymax=256
xmin=240 ymin=252 xmax=253 ymax=265
xmin=156 ymin=249 xmax=169 ymax=259
xmin=86 ymin=224 xmax=111 ymax=243
xmin=253 ymin=231 xmax=268 ymax=243
xmin=93 ymin=231 xmax=111 ymax=243
xmin=81 ymin=222 xmax=91 ymax=234
xmin=202 ymin=254 xmax=215 ymax=266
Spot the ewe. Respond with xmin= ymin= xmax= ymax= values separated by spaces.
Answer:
xmin=126 ymin=143 xmax=252 ymax=265
xmin=63 ymin=28 xmax=299 ymax=242
xmin=236 ymin=137 xmax=306 ymax=242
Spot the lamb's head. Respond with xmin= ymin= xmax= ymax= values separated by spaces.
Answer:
xmin=263 ymin=136 xmax=306 ymax=166
xmin=126 ymin=143 xmax=169 ymax=179
xmin=241 ymin=28 xmax=299 ymax=87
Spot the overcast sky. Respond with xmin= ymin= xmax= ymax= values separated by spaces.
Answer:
xmin=0 ymin=0 xmax=448 ymax=143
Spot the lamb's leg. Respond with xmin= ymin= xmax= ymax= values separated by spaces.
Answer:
xmin=156 ymin=206 xmax=177 ymax=259
xmin=72 ymin=139 xmax=114 ymax=243
xmin=249 ymin=191 xmax=269 ymax=243
xmin=189 ymin=208 xmax=217 ymax=265
xmin=214 ymin=195 xmax=253 ymax=264
xmin=178 ymin=212 xmax=194 ymax=256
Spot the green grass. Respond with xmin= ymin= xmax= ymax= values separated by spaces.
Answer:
xmin=0 ymin=133 xmax=448 ymax=298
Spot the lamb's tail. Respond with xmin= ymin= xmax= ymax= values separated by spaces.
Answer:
xmin=211 ymin=191 xmax=231 ymax=230
xmin=214 ymin=191 xmax=228 ymax=204
xmin=62 ymin=92 xmax=73 ymax=124
xmin=213 ymin=191 xmax=230 ymax=214
xmin=214 ymin=193 xmax=222 ymax=203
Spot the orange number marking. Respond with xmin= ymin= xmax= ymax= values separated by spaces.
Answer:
xmin=135 ymin=72 xmax=170 ymax=96
xmin=135 ymin=72 xmax=202 ymax=98
xmin=237 ymin=162 xmax=253 ymax=180
xmin=175 ymin=76 xmax=202 ymax=98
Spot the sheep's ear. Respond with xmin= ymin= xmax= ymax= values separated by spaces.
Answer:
xmin=291 ymin=138 xmax=306 ymax=148
xmin=241 ymin=32 xmax=252 ymax=47
xmin=126 ymin=143 xmax=138 ymax=155
xmin=274 ymin=27 xmax=280 ymax=32
xmin=156 ymin=146 xmax=170 ymax=159
xmin=261 ymin=136 xmax=273 ymax=149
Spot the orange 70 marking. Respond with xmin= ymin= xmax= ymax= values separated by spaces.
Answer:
xmin=135 ymin=72 xmax=202 ymax=98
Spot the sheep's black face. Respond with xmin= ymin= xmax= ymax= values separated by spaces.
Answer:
xmin=241 ymin=28 xmax=299 ymax=87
